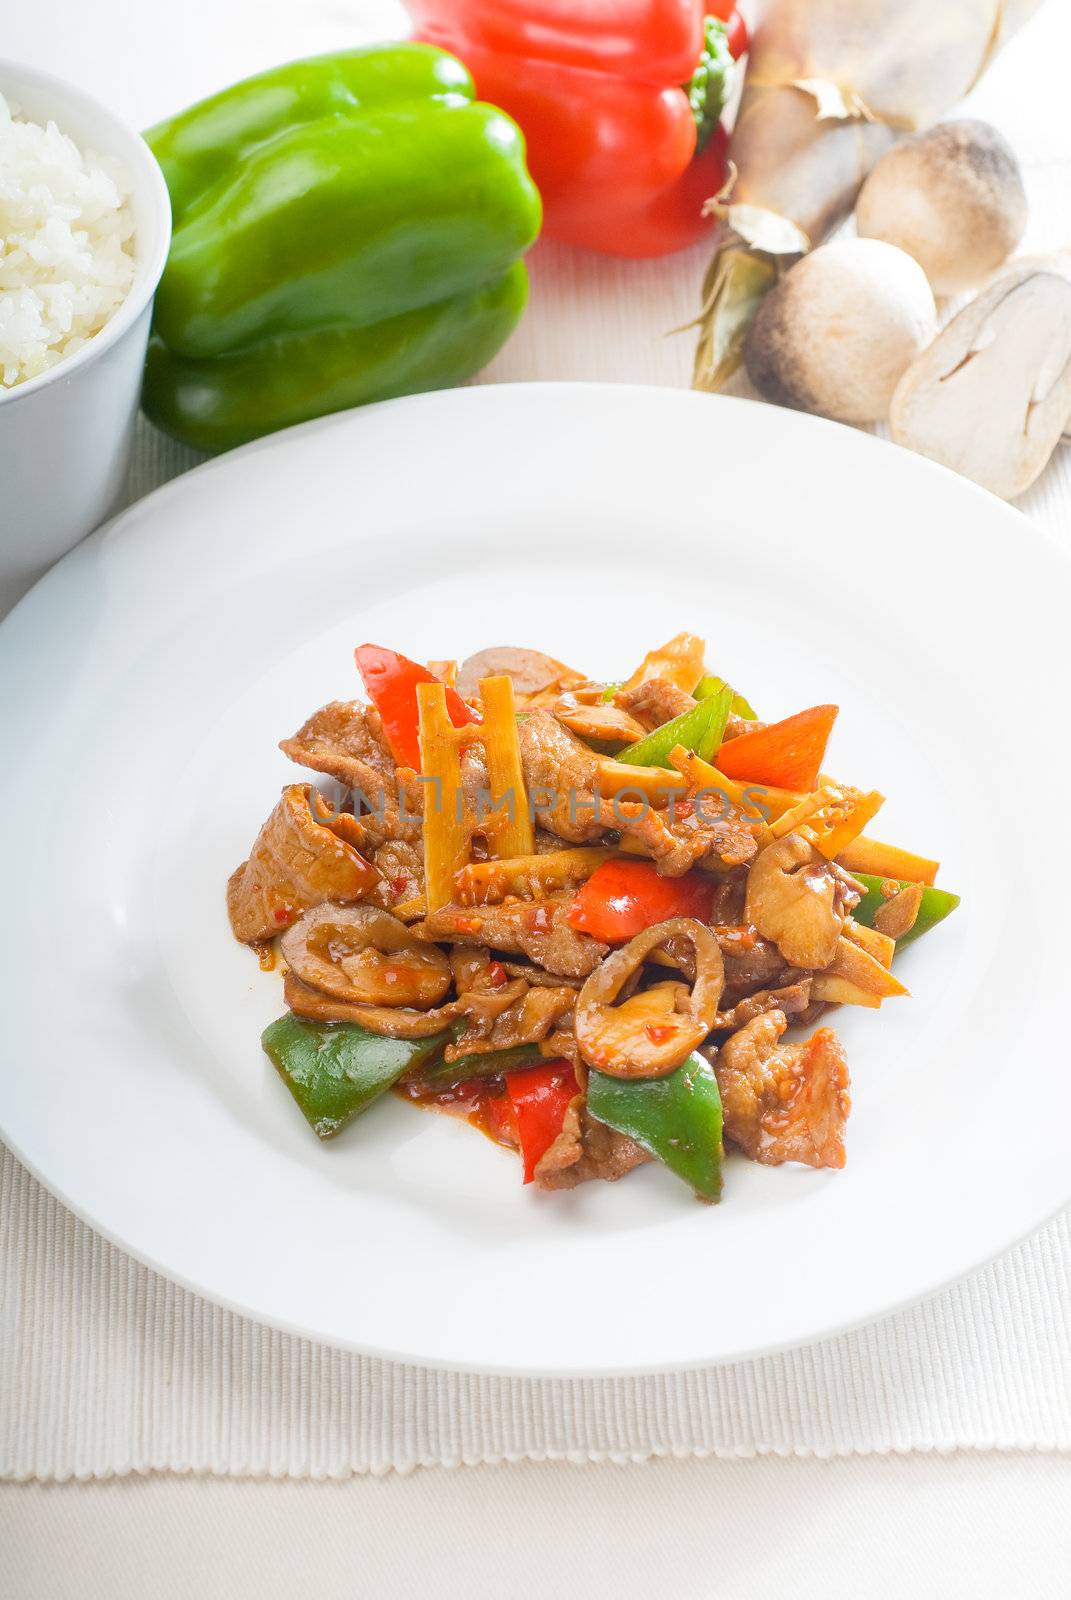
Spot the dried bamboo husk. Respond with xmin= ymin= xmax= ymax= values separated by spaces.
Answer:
xmin=693 ymin=0 xmax=1044 ymax=391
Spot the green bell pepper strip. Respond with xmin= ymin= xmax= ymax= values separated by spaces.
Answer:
xmin=850 ymin=872 xmax=961 ymax=950
xmin=413 ymin=1040 xmax=544 ymax=1089
xmin=262 ymin=1013 xmax=451 ymax=1139
xmin=622 ymin=683 xmax=733 ymax=768
xmin=587 ymin=1053 xmax=723 ymax=1201
xmin=695 ymin=674 xmax=758 ymax=721
xmin=143 ymin=46 xmax=541 ymax=452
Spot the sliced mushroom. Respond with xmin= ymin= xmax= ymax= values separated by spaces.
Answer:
xmin=281 ymin=903 xmax=452 ymax=1008
xmin=553 ymin=697 xmax=647 ymax=746
xmin=890 ymin=261 xmax=1071 ymax=500
xmin=455 ymin=647 xmax=585 ymax=704
xmin=745 ymin=833 xmax=843 ymax=970
xmin=575 ymin=918 xmax=724 ymax=1079
xmin=226 ymin=784 xmax=383 ymax=944
xmin=283 ymin=972 xmax=457 ymax=1038
xmin=873 ymin=882 xmax=924 ymax=940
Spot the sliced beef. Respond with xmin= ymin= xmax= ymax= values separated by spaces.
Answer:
xmin=281 ymin=700 xmax=396 ymax=798
xmin=227 ymin=785 xmax=381 ymax=944
xmin=280 ymin=700 xmax=424 ymax=849
xmin=452 ymin=978 xmax=530 ymax=1027
xmin=534 ymin=1099 xmax=650 ymax=1190
xmin=722 ymin=712 xmax=766 ymax=741
xmin=832 ymin=862 xmax=865 ymax=918
xmin=540 ymin=1029 xmax=581 ymax=1069
xmin=719 ymin=929 xmax=792 ymax=999
xmin=449 ymin=946 xmax=498 ymax=992
xmin=517 ymin=710 xmax=605 ymax=843
xmin=709 ymin=869 xmax=748 ymax=925
xmin=421 ymin=893 xmax=609 ymax=980
xmin=652 ymin=924 xmax=786 ymax=994
xmin=449 ymin=942 xmax=583 ymax=992
xmin=711 ymin=976 xmax=813 ymax=1032
xmin=714 ymin=1010 xmax=850 ymax=1169
xmin=373 ymin=837 xmax=424 ymax=904
xmin=615 ymin=800 xmax=758 ymax=877
xmin=517 ymin=709 xmax=758 ymax=873
xmin=615 ymin=677 xmax=695 ymax=729
xmin=498 ymin=959 xmax=584 ymax=989
xmin=447 ymin=984 xmax=576 ymax=1060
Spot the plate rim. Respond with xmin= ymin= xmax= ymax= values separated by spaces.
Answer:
xmin=2 ymin=381 xmax=1067 ymax=1377
xmin=6 ymin=1124 xmax=1067 ymax=1379
xmin=1 ymin=382 xmax=1039 ymax=629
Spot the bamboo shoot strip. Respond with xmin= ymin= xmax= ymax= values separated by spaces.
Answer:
xmin=475 ymin=675 xmax=535 ymax=858
xmin=416 ymin=680 xmax=471 ymax=913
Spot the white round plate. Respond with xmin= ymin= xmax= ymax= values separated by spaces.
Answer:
xmin=1 ymin=384 xmax=1067 ymax=1375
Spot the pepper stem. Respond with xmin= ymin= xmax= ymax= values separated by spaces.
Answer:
xmin=685 ymin=15 xmax=735 ymax=152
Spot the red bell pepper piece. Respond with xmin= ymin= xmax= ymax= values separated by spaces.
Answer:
xmin=355 ymin=643 xmax=478 ymax=772
xmin=406 ymin=1 xmax=744 ymax=257
xmin=566 ymin=859 xmax=714 ymax=943
xmin=716 ymin=705 xmax=839 ymax=793
xmin=479 ymin=1084 xmax=520 ymax=1147
xmin=504 ymin=1059 xmax=579 ymax=1183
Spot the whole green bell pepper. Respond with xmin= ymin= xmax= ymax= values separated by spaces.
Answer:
xmin=262 ymin=1012 xmax=451 ymax=1139
xmin=143 ymin=46 xmax=542 ymax=452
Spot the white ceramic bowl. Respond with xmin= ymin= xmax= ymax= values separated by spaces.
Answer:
xmin=0 ymin=61 xmax=171 ymax=616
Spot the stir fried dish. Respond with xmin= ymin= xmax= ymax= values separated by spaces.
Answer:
xmin=228 ymin=633 xmax=959 ymax=1202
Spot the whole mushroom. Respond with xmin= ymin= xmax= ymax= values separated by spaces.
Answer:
xmin=856 ymin=120 xmax=1027 ymax=296
xmin=744 ymin=239 xmax=936 ymax=424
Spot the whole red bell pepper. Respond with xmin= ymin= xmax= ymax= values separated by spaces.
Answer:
xmin=355 ymin=643 xmax=479 ymax=772
xmin=405 ymin=1 xmax=747 ymax=257
xmin=504 ymin=1059 xmax=580 ymax=1182
xmin=567 ymin=859 xmax=714 ymax=943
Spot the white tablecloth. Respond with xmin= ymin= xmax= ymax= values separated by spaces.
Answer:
xmin=4 ymin=0 xmax=1071 ymax=1590
xmin=4 ymin=1141 xmax=1069 ymax=1478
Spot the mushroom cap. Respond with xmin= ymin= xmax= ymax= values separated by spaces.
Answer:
xmin=890 ymin=260 xmax=1071 ymax=501
xmin=456 ymin=647 xmax=584 ymax=701
xmin=744 ymin=239 xmax=936 ymax=424
xmin=856 ymin=119 xmax=1028 ymax=296
xmin=281 ymin=901 xmax=452 ymax=1007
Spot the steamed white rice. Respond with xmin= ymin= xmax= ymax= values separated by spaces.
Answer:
xmin=0 ymin=91 xmax=136 ymax=388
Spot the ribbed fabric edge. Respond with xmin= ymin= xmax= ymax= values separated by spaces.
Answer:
xmin=3 ymin=1147 xmax=1070 ymax=1481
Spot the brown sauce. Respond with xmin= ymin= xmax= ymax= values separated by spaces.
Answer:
xmin=395 ymin=1075 xmax=518 ymax=1150
xmin=251 ymin=938 xmax=277 ymax=971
